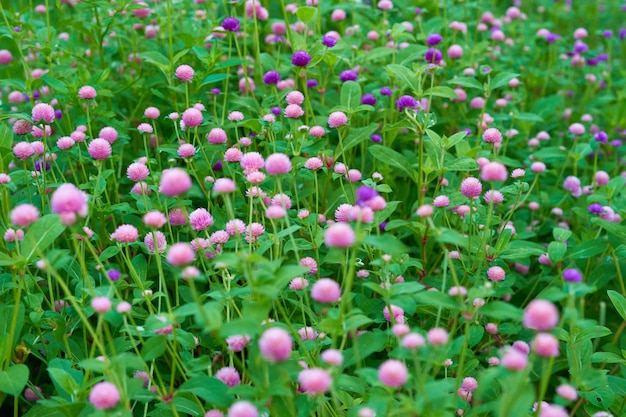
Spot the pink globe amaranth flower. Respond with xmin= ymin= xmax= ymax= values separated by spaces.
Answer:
xmin=127 ymin=162 xmax=149 ymax=181
xmin=137 ymin=123 xmax=153 ymax=134
xmin=13 ymin=119 xmax=32 ymax=135
xmin=131 ymin=182 xmax=151 ymax=196
xmin=91 ymin=296 xmax=112 ymax=313
xmin=143 ymin=211 xmax=167 ymax=228
xmin=213 ymin=178 xmax=236 ymax=193
xmin=215 ymin=367 xmax=241 ymax=387
xmin=284 ymin=104 xmax=305 ymax=118
xmin=531 ymin=162 xmax=546 ymax=173
xmin=224 ymin=147 xmax=243 ymax=162
xmin=501 ymin=348 xmax=528 ymax=370
xmin=238 ymin=77 xmax=256 ymax=94
xmin=481 ymin=162 xmax=508 ymax=182
xmin=271 ymin=193 xmax=292 ymax=209
xmin=182 ymin=108 xmax=203 ymax=128
xmin=241 ymin=152 xmax=264 ymax=171
xmin=416 ymin=204 xmax=433 ymax=217
xmin=378 ymin=359 xmax=407 ymax=388
xmin=377 ymin=0 xmax=393 ymax=10
xmin=175 ymin=64 xmax=194 ymax=82
xmin=448 ymin=44 xmax=463 ymax=58
xmin=227 ymin=111 xmax=244 ymax=121
xmin=259 ymin=327 xmax=292 ymax=362
xmin=205 ymin=411 xmax=224 ymax=417
xmin=427 ymin=328 xmax=449 ymax=345
xmin=144 ymin=231 xmax=167 ymax=253
xmin=10 ymin=203 xmax=40 ymax=227
xmin=166 ymin=243 xmax=195 ymax=266
xmin=24 ymin=386 xmax=42 ymax=401
xmin=523 ymin=299 xmax=559 ymax=331
xmin=226 ymin=219 xmax=246 ymax=235
xmin=89 ymin=381 xmax=120 ymax=410
xmin=300 ymin=257 xmax=318 ymax=274
xmin=189 ymin=208 xmax=213 ymax=231
xmin=483 ymin=127 xmax=502 ymax=143
xmin=487 ymin=266 xmax=506 ymax=282
xmin=328 ymin=111 xmax=348 ymax=128
xmin=310 ymin=126 xmax=325 ymax=137
xmin=57 ymin=136 xmax=75 ymax=150
xmin=265 ymin=205 xmax=286 ymax=219
xmin=51 ymin=183 xmax=89 ymax=218
xmin=88 ymin=138 xmax=112 ymax=160
xmin=160 ymin=168 xmax=192 ymax=197
xmin=556 ymin=384 xmax=578 ymax=401
xmin=32 ymin=103 xmax=55 ymax=123
xmin=569 ymin=123 xmax=585 ymax=135
xmin=289 ymin=277 xmax=309 ymax=290
xmin=324 ymin=222 xmax=355 ymax=247
xmin=78 ymin=85 xmax=97 ymax=99
xmin=402 ymin=333 xmax=426 ymax=349
xmin=207 ymin=127 xmax=227 ymax=145
xmin=13 ymin=141 xmax=34 ymax=160
xmin=532 ymin=333 xmax=560 ymax=357
xmin=321 ymin=349 xmax=343 ymax=366
xmin=111 ymin=224 xmax=139 ymax=243
xmin=433 ymin=195 xmax=450 ymax=208
xmin=211 ymin=230 xmax=230 ymax=244
xmin=460 ymin=177 xmax=482 ymax=198
xmin=0 ymin=49 xmax=13 ymax=64
xmin=383 ymin=305 xmax=405 ymax=323
xmin=265 ymin=153 xmax=292 ymax=175
xmin=310 ymin=278 xmax=341 ymax=303
xmin=305 ymin=157 xmax=323 ymax=170
xmin=144 ymin=106 xmax=160 ymax=119
xmin=228 ymin=401 xmax=258 ymax=417
xmin=484 ymin=190 xmax=504 ymax=204
xmin=178 ymin=143 xmax=196 ymax=158
xmin=298 ymin=368 xmax=332 ymax=395
xmin=286 ymin=91 xmax=304 ymax=105
xmin=71 ymin=130 xmax=86 ymax=143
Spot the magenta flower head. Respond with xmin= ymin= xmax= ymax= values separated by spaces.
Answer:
xmin=424 ymin=48 xmax=442 ymax=64
xmin=159 ymin=168 xmax=192 ymax=197
xmin=175 ymin=64 xmax=194 ymax=82
xmin=426 ymin=34 xmax=442 ymax=46
xmin=32 ymin=103 xmax=55 ymax=124
xmin=262 ymin=70 xmax=281 ymax=85
xmin=265 ymin=153 xmax=292 ymax=175
xmin=88 ymin=138 xmax=112 ymax=160
xmin=322 ymin=35 xmax=337 ymax=47
xmin=328 ymin=111 xmax=348 ymax=128
xmin=523 ymin=299 xmax=559 ymax=331
xmin=311 ymin=278 xmax=341 ymax=303
xmin=562 ymin=268 xmax=582 ymax=283
xmin=89 ymin=381 xmax=120 ymax=410
xmin=324 ymin=222 xmax=355 ymax=247
xmin=78 ymin=85 xmax=97 ymax=99
xmin=460 ymin=177 xmax=483 ymax=198
xmin=51 ymin=183 xmax=89 ymax=219
xmin=111 ymin=224 xmax=139 ymax=243
xmin=340 ymin=70 xmax=358 ymax=82
xmin=222 ymin=17 xmax=240 ymax=32
xmin=182 ymin=108 xmax=203 ymax=128
xmin=396 ymin=95 xmax=417 ymax=112
xmin=378 ymin=359 xmax=408 ymax=388
xmin=228 ymin=401 xmax=258 ymax=417
xmin=10 ymin=203 xmax=40 ymax=227
xmin=259 ymin=327 xmax=292 ymax=362
xmin=298 ymin=368 xmax=332 ymax=395
xmin=291 ymin=50 xmax=311 ymax=67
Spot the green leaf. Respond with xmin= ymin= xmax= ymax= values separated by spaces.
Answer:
xmin=0 ymin=364 xmax=29 ymax=396
xmin=98 ymin=245 xmax=120 ymax=262
xmin=446 ymin=77 xmax=484 ymax=90
xmin=342 ymin=123 xmax=378 ymax=153
xmin=424 ymin=86 xmax=458 ymax=99
xmin=444 ymin=157 xmax=479 ymax=171
xmin=490 ymin=72 xmax=520 ymax=90
xmin=340 ymin=81 xmax=361 ymax=110
xmin=20 ymin=215 xmax=66 ymax=262
xmin=592 ymin=218 xmax=626 ymax=239
xmin=179 ymin=376 xmax=232 ymax=407
xmin=364 ymin=234 xmax=409 ymax=256
xmin=40 ymin=73 xmax=69 ymax=94
xmin=531 ymin=95 xmax=563 ymax=119
xmin=515 ymin=112 xmax=543 ymax=123
xmin=140 ymin=335 xmax=168 ymax=361
xmin=444 ymin=131 xmax=468 ymax=150
xmin=48 ymin=368 xmax=79 ymax=396
xmin=369 ymin=145 xmax=417 ymax=182
xmin=140 ymin=51 xmax=170 ymax=68
xmin=0 ymin=252 xmax=15 ymax=266
xmin=499 ymin=240 xmax=546 ymax=260
xmin=548 ymin=241 xmax=567 ymax=264
xmin=479 ymin=301 xmax=522 ymax=321
xmin=296 ymin=6 xmax=317 ymax=23
xmin=200 ymin=73 xmax=228 ymax=86
xmin=568 ymin=239 xmax=609 ymax=259
xmin=386 ymin=64 xmax=420 ymax=94
xmin=607 ymin=290 xmax=626 ymax=322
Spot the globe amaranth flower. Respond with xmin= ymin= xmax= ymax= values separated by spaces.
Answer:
xmin=262 ymin=70 xmax=280 ymax=85
xmin=292 ymin=50 xmax=311 ymax=67
xmin=355 ymin=186 xmax=378 ymax=207
xmin=426 ymin=34 xmax=442 ymax=46
xmin=424 ymin=48 xmax=442 ymax=64
xmin=222 ymin=17 xmax=240 ymax=32
xmin=396 ymin=95 xmax=417 ymax=112
xmin=562 ymin=268 xmax=582 ymax=283
xmin=322 ymin=35 xmax=337 ymax=47
xmin=340 ymin=70 xmax=358 ymax=82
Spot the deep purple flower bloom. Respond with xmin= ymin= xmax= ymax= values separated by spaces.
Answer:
xmin=586 ymin=58 xmax=600 ymax=66
xmin=108 ymin=270 xmax=121 ymax=280
xmin=306 ymin=79 xmax=318 ymax=88
xmin=546 ymin=33 xmax=561 ymax=43
xmin=595 ymin=131 xmax=608 ymax=143
xmin=55 ymin=109 xmax=63 ymax=119
xmin=611 ymin=139 xmax=623 ymax=147
xmin=380 ymin=87 xmax=393 ymax=96
xmin=213 ymin=160 xmax=223 ymax=171
xmin=603 ymin=30 xmax=613 ymax=38
xmin=562 ymin=268 xmax=582 ymax=283
xmin=271 ymin=106 xmax=282 ymax=116
xmin=33 ymin=90 xmax=41 ymax=99
xmin=34 ymin=158 xmax=50 ymax=172
xmin=222 ymin=17 xmax=240 ymax=32
xmin=361 ymin=93 xmax=377 ymax=105
xmin=396 ymin=95 xmax=417 ymax=111
xmin=370 ymin=134 xmax=382 ymax=143
xmin=292 ymin=50 xmax=311 ymax=67
xmin=424 ymin=48 xmax=442 ymax=64
xmin=414 ymin=8 xmax=422 ymax=14
xmin=14 ymin=26 xmax=20 ymax=32
xmin=588 ymin=203 xmax=603 ymax=214
xmin=598 ymin=53 xmax=608 ymax=62
xmin=322 ymin=35 xmax=337 ymax=48
xmin=355 ymin=186 xmax=378 ymax=206
xmin=379 ymin=221 xmax=388 ymax=231
xmin=262 ymin=70 xmax=280 ymax=85
xmin=340 ymin=70 xmax=358 ymax=82
xmin=426 ymin=34 xmax=442 ymax=46
xmin=210 ymin=88 xmax=221 ymax=95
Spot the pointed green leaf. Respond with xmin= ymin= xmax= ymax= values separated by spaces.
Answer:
xmin=20 ymin=215 xmax=66 ymax=262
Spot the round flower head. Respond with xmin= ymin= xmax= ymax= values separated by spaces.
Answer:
xmin=207 ymin=128 xmax=227 ymax=144
xmin=501 ymin=348 xmax=528 ymax=370
xmin=291 ymin=50 xmax=311 ymax=67
xmin=284 ymin=104 xmax=304 ymax=118
xmin=487 ymin=266 xmax=506 ymax=282
xmin=286 ymin=91 xmax=305 ymax=105
xmin=160 ymin=168 xmax=192 ymax=197
xmin=262 ymin=70 xmax=280 ymax=85
xmin=328 ymin=111 xmax=348 ymax=128
xmin=175 ymin=64 xmax=194 ymax=82
xmin=144 ymin=231 xmax=167 ymax=253
xmin=127 ymin=162 xmax=149 ymax=181
xmin=51 ymin=183 xmax=89 ymax=218
xmin=321 ymin=349 xmax=343 ymax=366
xmin=265 ymin=153 xmax=292 ymax=175
xmin=213 ymin=178 xmax=236 ymax=193
xmin=182 ymin=108 xmax=203 ymax=128
xmin=189 ymin=208 xmax=213 ymax=231
xmin=483 ymin=128 xmax=502 ymax=143
xmin=311 ymin=278 xmax=341 ymax=303
xmin=10 ymin=203 xmax=40 ymax=227
xmin=222 ymin=17 xmax=240 ymax=32
xmin=562 ymin=268 xmax=582 ymax=283
xmin=143 ymin=211 xmax=167 ymax=228
xmin=111 ymin=224 xmax=139 ymax=243
xmin=378 ymin=359 xmax=407 ymax=388
xmin=481 ymin=162 xmax=508 ymax=182
xmin=323 ymin=34 xmax=337 ymax=47
xmin=426 ymin=33 xmax=442 ymax=46
xmin=97 ymin=127 xmax=116 ymax=143
xmin=88 ymin=138 xmax=112 ymax=160
xmin=228 ymin=401 xmax=258 ymax=417
xmin=427 ymin=327 xmax=449 ymax=345
xmin=215 ymin=367 xmax=241 ymax=387
xmin=259 ymin=327 xmax=292 ymax=362
xmin=91 ymin=296 xmax=112 ymax=313
xmin=13 ymin=142 xmax=34 ymax=160
xmin=78 ymin=86 xmax=97 ymax=99
xmin=324 ymin=222 xmax=355 ymax=247
xmin=523 ymin=299 xmax=559 ymax=331
xmin=32 ymin=103 xmax=55 ymax=123
xmin=89 ymin=381 xmax=120 ymax=410
xmin=556 ymin=384 xmax=578 ymax=401
xmin=166 ymin=242 xmax=195 ymax=266
xmin=298 ymin=368 xmax=332 ymax=395
xmin=460 ymin=177 xmax=483 ymax=198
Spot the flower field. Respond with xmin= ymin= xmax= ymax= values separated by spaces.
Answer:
xmin=1 ymin=0 xmax=625 ymax=416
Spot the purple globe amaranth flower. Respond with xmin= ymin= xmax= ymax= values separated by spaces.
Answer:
xmin=588 ymin=203 xmax=603 ymax=214
xmin=562 ymin=268 xmax=582 ymax=283
xmin=603 ymin=30 xmax=613 ymax=38
xmin=426 ymin=34 xmax=442 ymax=46
xmin=380 ymin=87 xmax=393 ymax=96
xmin=595 ymin=131 xmax=608 ymax=143
xmin=586 ymin=58 xmax=600 ymax=66
xmin=379 ymin=221 xmax=387 ymax=231
xmin=611 ymin=139 xmax=623 ymax=147
xmin=573 ymin=41 xmax=588 ymax=53
xmin=424 ymin=48 xmax=442 ymax=64
xmin=222 ymin=17 xmax=240 ymax=32
xmin=55 ymin=109 xmax=63 ymax=119
xmin=271 ymin=106 xmax=282 ymax=116
xmin=546 ymin=33 xmax=561 ymax=43
xmin=618 ymin=29 xmax=626 ymax=41
xmin=322 ymin=35 xmax=337 ymax=48
xmin=361 ymin=93 xmax=377 ymax=105
xmin=34 ymin=158 xmax=50 ymax=172
xmin=414 ymin=8 xmax=422 ymax=14
xmin=213 ymin=160 xmax=223 ymax=171
xmin=355 ymin=185 xmax=378 ymax=206
xmin=340 ymin=70 xmax=358 ymax=82
xmin=370 ymin=134 xmax=382 ymax=143
xmin=292 ymin=50 xmax=311 ymax=67
xmin=210 ymin=88 xmax=220 ymax=95
xmin=33 ymin=90 xmax=41 ymax=99
xmin=262 ymin=70 xmax=280 ymax=85
xmin=598 ymin=53 xmax=609 ymax=62
xmin=306 ymin=79 xmax=318 ymax=88
xmin=108 ymin=269 xmax=121 ymax=280
xmin=396 ymin=95 xmax=417 ymax=111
